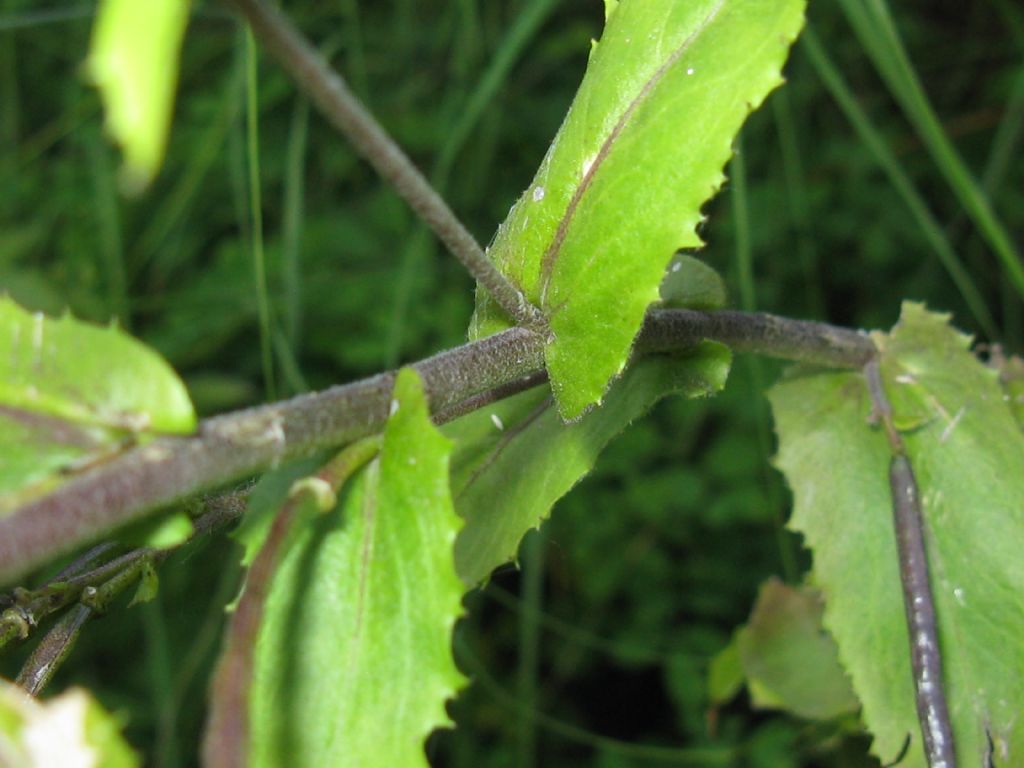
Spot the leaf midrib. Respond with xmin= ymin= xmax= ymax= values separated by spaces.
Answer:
xmin=536 ymin=0 xmax=726 ymax=309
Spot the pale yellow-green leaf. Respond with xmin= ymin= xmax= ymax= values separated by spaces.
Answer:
xmin=86 ymin=0 xmax=191 ymax=192
xmin=0 ymin=682 xmax=137 ymax=768
xmin=0 ymin=298 xmax=196 ymax=514
xmin=772 ymin=303 xmax=1024 ymax=765
xmin=249 ymin=369 xmax=466 ymax=767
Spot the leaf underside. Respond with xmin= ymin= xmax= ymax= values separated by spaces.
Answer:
xmin=248 ymin=369 xmax=466 ymax=768
xmin=723 ymin=577 xmax=859 ymax=720
xmin=770 ymin=303 xmax=1024 ymax=766
xmin=447 ymin=343 xmax=730 ymax=587
xmin=471 ymin=0 xmax=805 ymax=420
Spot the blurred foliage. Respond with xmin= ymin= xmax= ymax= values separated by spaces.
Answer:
xmin=0 ymin=0 xmax=1021 ymax=766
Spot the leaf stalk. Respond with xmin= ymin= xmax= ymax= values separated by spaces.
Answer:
xmin=864 ymin=359 xmax=957 ymax=768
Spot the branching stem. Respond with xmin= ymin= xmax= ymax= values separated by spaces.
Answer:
xmin=0 ymin=309 xmax=872 ymax=585
xmin=2 ymin=493 xmax=248 ymax=693
xmin=219 ymin=0 xmax=545 ymax=330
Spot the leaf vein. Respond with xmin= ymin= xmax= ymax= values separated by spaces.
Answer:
xmin=537 ymin=0 xmax=726 ymax=308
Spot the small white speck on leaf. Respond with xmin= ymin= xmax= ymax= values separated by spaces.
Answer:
xmin=940 ymin=406 xmax=965 ymax=443
xmin=389 ymin=399 xmax=400 ymax=416
xmin=671 ymin=261 xmax=682 ymax=273
xmin=532 ymin=185 xmax=545 ymax=202
xmin=31 ymin=312 xmax=44 ymax=367
xmin=490 ymin=413 xmax=504 ymax=431
xmin=582 ymin=154 xmax=597 ymax=177
xmin=686 ymin=67 xmax=695 ymax=75
xmin=953 ymin=587 xmax=966 ymax=605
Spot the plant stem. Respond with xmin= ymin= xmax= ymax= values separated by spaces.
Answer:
xmin=0 ymin=493 xmax=247 ymax=654
xmin=0 ymin=310 xmax=874 ymax=585
xmin=864 ymin=360 xmax=956 ymax=768
xmin=5 ymin=493 xmax=248 ymax=696
xmin=638 ymin=308 xmax=874 ymax=367
xmin=15 ymin=604 xmax=93 ymax=695
xmin=219 ymin=0 xmax=545 ymax=331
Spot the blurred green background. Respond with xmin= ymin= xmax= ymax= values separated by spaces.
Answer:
xmin=1 ymin=0 xmax=1022 ymax=765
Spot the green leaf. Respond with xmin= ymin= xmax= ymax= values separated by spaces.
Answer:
xmin=770 ymin=302 xmax=1024 ymax=766
xmin=731 ymin=578 xmax=858 ymax=720
xmin=85 ymin=0 xmax=191 ymax=193
xmin=0 ymin=682 xmax=138 ymax=768
xmin=470 ymin=0 xmax=805 ymax=420
xmin=232 ymin=455 xmax=328 ymax=568
xmin=0 ymin=298 xmax=196 ymax=513
xmin=708 ymin=634 xmax=745 ymax=705
xmin=0 ymin=298 xmax=195 ymax=434
xmin=249 ymin=369 xmax=465 ymax=768
xmin=0 ymin=409 xmax=112 ymax=513
xmin=121 ymin=511 xmax=194 ymax=551
xmin=659 ymin=253 xmax=728 ymax=310
xmin=129 ymin=559 xmax=159 ymax=607
xmin=448 ymin=344 xmax=730 ymax=587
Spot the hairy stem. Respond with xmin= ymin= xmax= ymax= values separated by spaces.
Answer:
xmin=864 ymin=360 xmax=957 ymax=768
xmin=638 ymin=308 xmax=873 ymax=367
xmin=0 ymin=310 xmax=873 ymax=585
xmin=219 ymin=0 xmax=545 ymax=330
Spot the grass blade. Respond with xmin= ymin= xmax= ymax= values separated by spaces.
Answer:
xmin=801 ymin=26 xmax=998 ymax=339
xmin=245 ymin=27 xmax=276 ymax=400
xmin=730 ymin=135 xmax=798 ymax=582
xmin=836 ymin=0 xmax=1024 ymax=300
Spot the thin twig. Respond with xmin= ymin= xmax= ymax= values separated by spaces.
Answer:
xmin=219 ymin=0 xmax=546 ymax=331
xmin=0 ymin=492 xmax=248 ymax=655
xmin=0 ymin=542 xmax=125 ymax=648
xmin=16 ymin=604 xmax=93 ymax=695
xmin=0 ymin=310 xmax=874 ymax=585
xmin=45 ymin=542 xmax=122 ymax=584
xmin=9 ymin=493 xmax=247 ymax=696
xmin=864 ymin=359 xmax=957 ymax=768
